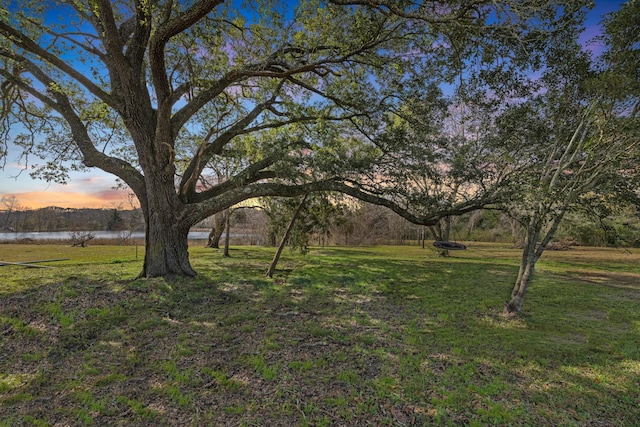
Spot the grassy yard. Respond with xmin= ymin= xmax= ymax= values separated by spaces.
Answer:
xmin=1 ymin=243 xmax=638 ymax=426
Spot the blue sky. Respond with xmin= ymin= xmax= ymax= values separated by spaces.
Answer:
xmin=0 ymin=1 xmax=626 ymax=209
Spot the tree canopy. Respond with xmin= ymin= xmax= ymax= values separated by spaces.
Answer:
xmin=496 ymin=1 xmax=640 ymax=314
xmin=0 ymin=0 xmax=592 ymax=277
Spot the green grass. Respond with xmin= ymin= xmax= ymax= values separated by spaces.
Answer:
xmin=1 ymin=243 xmax=639 ymax=426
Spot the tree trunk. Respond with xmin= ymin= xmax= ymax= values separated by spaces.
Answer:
xmin=139 ymin=175 xmax=196 ymax=277
xmin=266 ymin=195 xmax=307 ymax=278
xmin=504 ymin=209 xmax=567 ymax=315
xmin=504 ymin=219 xmax=541 ymax=315
xmin=142 ymin=209 xmax=195 ymax=277
xmin=207 ymin=211 xmax=226 ymax=248
xmin=504 ymin=243 xmax=536 ymax=314
xmin=223 ymin=209 xmax=231 ymax=257
xmin=430 ymin=217 xmax=451 ymax=257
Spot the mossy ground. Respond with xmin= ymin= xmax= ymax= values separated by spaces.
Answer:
xmin=1 ymin=243 xmax=639 ymax=426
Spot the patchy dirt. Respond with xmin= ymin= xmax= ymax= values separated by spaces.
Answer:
xmin=555 ymin=270 xmax=640 ymax=290
xmin=0 ymin=278 xmax=421 ymax=426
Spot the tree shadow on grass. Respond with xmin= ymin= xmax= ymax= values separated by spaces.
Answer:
xmin=2 ymin=249 xmax=639 ymax=426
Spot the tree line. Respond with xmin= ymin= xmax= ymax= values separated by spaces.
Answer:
xmin=0 ymin=205 xmax=137 ymax=233
xmin=3 ymin=196 xmax=637 ymax=251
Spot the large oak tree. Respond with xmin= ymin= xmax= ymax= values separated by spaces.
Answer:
xmin=0 ymin=0 xmax=585 ymax=277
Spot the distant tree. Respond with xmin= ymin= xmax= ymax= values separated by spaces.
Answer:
xmin=263 ymin=197 xmax=306 ymax=249
xmin=111 ymin=194 xmax=145 ymax=244
xmin=305 ymin=194 xmax=344 ymax=247
xmin=222 ymin=208 xmax=232 ymax=257
xmin=366 ymin=88 xmax=522 ymax=251
xmin=336 ymin=201 xmax=399 ymax=246
xmin=213 ymin=205 xmax=257 ymax=255
xmin=106 ymin=208 xmax=125 ymax=231
xmin=558 ymin=207 xmax=640 ymax=248
xmin=1 ymin=195 xmax=19 ymax=230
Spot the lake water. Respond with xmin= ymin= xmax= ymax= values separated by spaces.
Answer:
xmin=0 ymin=230 xmax=217 ymax=241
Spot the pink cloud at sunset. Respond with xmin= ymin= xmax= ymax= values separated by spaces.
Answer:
xmin=1 ymin=163 xmax=136 ymax=209
xmin=1 ymin=188 xmax=133 ymax=209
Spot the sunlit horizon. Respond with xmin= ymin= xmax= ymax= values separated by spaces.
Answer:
xmin=0 ymin=188 xmax=134 ymax=210
xmin=1 ymin=161 xmax=136 ymax=210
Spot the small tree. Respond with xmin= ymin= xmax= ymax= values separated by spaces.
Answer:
xmin=267 ymin=192 xmax=346 ymax=251
xmin=266 ymin=194 xmax=308 ymax=278
xmin=1 ymin=195 xmax=19 ymax=230
xmin=106 ymin=208 xmax=125 ymax=231
xmin=501 ymin=3 xmax=640 ymax=314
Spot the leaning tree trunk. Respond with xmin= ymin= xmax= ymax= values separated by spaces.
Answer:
xmin=266 ymin=195 xmax=307 ymax=278
xmin=504 ymin=220 xmax=541 ymax=315
xmin=504 ymin=209 xmax=567 ymax=315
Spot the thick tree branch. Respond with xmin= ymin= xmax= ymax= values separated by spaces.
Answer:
xmin=179 ymin=80 xmax=287 ymax=194
xmin=122 ymin=0 xmax=151 ymax=70
xmin=186 ymin=175 xmax=499 ymax=229
xmin=0 ymin=48 xmax=145 ymax=199
xmin=0 ymin=22 xmax=115 ymax=107
xmin=327 ymin=0 xmax=487 ymax=24
xmin=93 ymin=0 xmax=128 ymax=65
xmin=171 ymin=19 xmax=398 ymax=132
xmin=149 ymin=0 xmax=224 ymax=103
xmin=195 ymin=170 xmax=281 ymax=203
